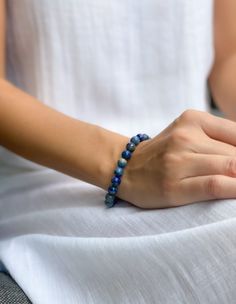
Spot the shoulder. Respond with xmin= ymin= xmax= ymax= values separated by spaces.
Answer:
xmin=213 ymin=0 xmax=236 ymax=63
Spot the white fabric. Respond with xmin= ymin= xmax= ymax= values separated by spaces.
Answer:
xmin=3 ymin=1 xmax=236 ymax=303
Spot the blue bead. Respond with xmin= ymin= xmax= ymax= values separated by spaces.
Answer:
xmin=111 ymin=176 xmax=121 ymax=186
xmin=137 ymin=134 xmax=145 ymax=141
xmin=137 ymin=133 xmax=143 ymax=140
xmin=130 ymin=135 xmax=140 ymax=145
xmin=118 ymin=158 xmax=127 ymax=168
xmin=108 ymin=185 xmax=118 ymax=195
xmin=142 ymin=134 xmax=150 ymax=141
xmin=114 ymin=167 xmax=124 ymax=176
xmin=126 ymin=142 xmax=136 ymax=152
xmin=121 ymin=150 xmax=132 ymax=160
xmin=105 ymin=193 xmax=116 ymax=208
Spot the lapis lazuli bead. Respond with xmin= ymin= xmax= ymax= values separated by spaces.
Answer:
xmin=121 ymin=150 xmax=132 ymax=160
xmin=105 ymin=193 xmax=116 ymax=208
xmin=108 ymin=185 xmax=118 ymax=195
xmin=137 ymin=133 xmax=143 ymax=140
xmin=130 ymin=135 xmax=140 ymax=145
xmin=114 ymin=166 xmax=124 ymax=176
xmin=111 ymin=176 xmax=121 ymax=186
xmin=141 ymin=134 xmax=150 ymax=140
xmin=137 ymin=134 xmax=146 ymax=141
xmin=126 ymin=142 xmax=136 ymax=152
xmin=118 ymin=158 xmax=127 ymax=168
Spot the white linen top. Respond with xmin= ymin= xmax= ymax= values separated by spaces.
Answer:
xmin=3 ymin=2 xmax=236 ymax=304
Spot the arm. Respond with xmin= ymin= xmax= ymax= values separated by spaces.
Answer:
xmin=208 ymin=0 xmax=236 ymax=120
xmin=0 ymin=80 xmax=129 ymax=190
xmin=0 ymin=2 xmax=129 ymax=191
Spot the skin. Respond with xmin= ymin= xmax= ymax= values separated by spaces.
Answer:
xmin=1 ymin=0 xmax=236 ymax=209
xmin=208 ymin=0 xmax=236 ymax=120
xmin=0 ymin=0 xmax=129 ymax=190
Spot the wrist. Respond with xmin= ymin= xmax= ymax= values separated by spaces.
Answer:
xmin=103 ymin=133 xmax=151 ymax=207
xmin=96 ymin=126 xmax=129 ymax=190
xmin=116 ymin=139 xmax=150 ymax=201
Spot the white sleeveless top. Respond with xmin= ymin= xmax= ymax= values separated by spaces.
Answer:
xmin=4 ymin=2 xmax=236 ymax=304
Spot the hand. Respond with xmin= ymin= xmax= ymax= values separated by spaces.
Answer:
xmin=117 ymin=109 xmax=236 ymax=209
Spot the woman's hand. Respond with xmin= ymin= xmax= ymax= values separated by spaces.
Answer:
xmin=118 ymin=109 xmax=236 ymax=209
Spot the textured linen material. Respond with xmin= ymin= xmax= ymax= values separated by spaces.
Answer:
xmin=2 ymin=1 xmax=235 ymax=304
xmin=0 ymin=272 xmax=32 ymax=304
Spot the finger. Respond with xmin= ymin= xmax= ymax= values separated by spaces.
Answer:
xmin=200 ymin=111 xmax=236 ymax=146
xmin=180 ymin=154 xmax=236 ymax=179
xmin=196 ymin=138 xmax=236 ymax=156
xmin=178 ymin=175 xmax=236 ymax=205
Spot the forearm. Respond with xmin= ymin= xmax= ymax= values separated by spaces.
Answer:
xmin=0 ymin=79 xmax=129 ymax=190
xmin=209 ymin=53 xmax=236 ymax=120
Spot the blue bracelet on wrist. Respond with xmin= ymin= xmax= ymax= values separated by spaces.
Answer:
xmin=104 ymin=133 xmax=151 ymax=208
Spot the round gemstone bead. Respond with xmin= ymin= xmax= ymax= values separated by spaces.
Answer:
xmin=114 ymin=166 xmax=124 ymax=176
xmin=118 ymin=158 xmax=127 ymax=168
xmin=141 ymin=134 xmax=150 ymax=141
xmin=105 ymin=193 xmax=116 ymax=208
xmin=108 ymin=185 xmax=118 ymax=195
xmin=130 ymin=135 xmax=140 ymax=145
xmin=121 ymin=150 xmax=132 ymax=160
xmin=137 ymin=133 xmax=143 ymax=140
xmin=111 ymin=176 xmax=121 ymax=186
xmin=126 ymin=142 xmax=136 ymax=152
xmin=137 ymin=134 xmax=146 ymax=141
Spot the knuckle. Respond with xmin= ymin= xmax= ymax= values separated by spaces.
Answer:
xmin=172 ymin=109 xmax=201 ymax=129
xmin=179 ymin=109 xmax=197 ymax=122
xmin=170 ymin=128 xmax=190 ymax=145
xmin=172 ymin=116 xmax=181 ymax=127
xmin=225 ymin=158 xmax=236 ymax=177
xmin=205 ymin=176 xmax=221 ymax=198
xmin=162 ymin=152 xmax=178 ymax=165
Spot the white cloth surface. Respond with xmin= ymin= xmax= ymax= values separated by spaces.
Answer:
xmin=2 ymin=1 xmax=236 ymax=303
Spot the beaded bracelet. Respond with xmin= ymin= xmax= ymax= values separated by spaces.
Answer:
xmin=104 ymin=133 xmax=151 ymax=208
